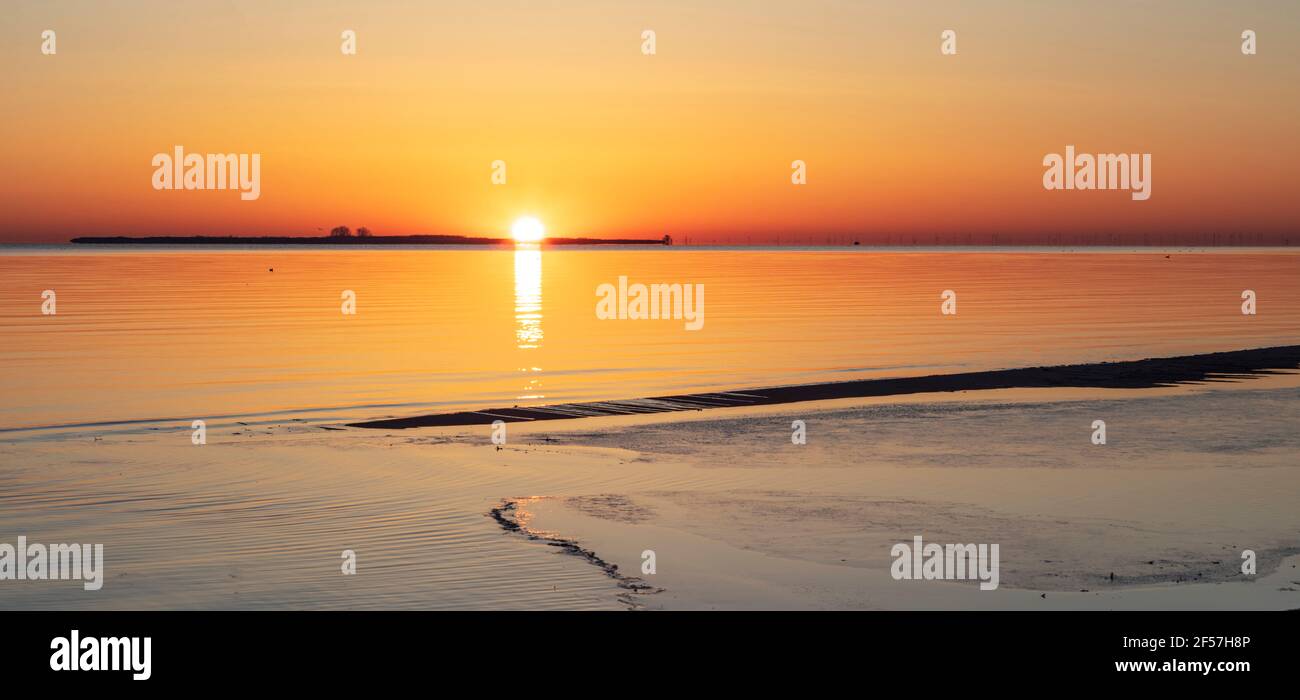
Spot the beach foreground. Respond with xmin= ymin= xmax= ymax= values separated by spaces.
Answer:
xmin=4 ymin=376 xmax=1298 ymax=611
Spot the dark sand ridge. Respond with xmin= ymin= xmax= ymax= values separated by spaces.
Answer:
xmin=350 ymin=345 xmax=1300 ymax=429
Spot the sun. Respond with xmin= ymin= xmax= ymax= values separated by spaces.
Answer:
xmin=511 ymin=216 xmax=545 ymax=243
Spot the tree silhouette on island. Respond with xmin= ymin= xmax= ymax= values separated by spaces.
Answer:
xmin=329 ymin=226 xmax=372 ymax=238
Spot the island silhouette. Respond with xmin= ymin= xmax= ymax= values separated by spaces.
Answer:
xmin=71 ymin=234 xmax=672 ymax=246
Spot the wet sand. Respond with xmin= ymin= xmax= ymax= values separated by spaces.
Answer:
xmin=486 ymin=378 xmax=1300 ymax=610
xmin=4 ymin=374 xmax=1298 ymax=610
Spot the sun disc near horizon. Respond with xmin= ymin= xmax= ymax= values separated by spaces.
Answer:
xmin=511 ymin=216 xmax=545 ymax=243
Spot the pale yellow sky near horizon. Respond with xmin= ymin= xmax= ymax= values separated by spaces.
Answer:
xmin=3 ymin=0 xmax=1298 ymax=243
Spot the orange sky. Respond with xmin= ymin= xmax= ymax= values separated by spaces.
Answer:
xmin=3 ymin=1 xmax=1299 ymax=244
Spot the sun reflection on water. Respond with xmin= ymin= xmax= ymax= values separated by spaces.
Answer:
xmin=514 ymin=246 xmax=544 ymax=399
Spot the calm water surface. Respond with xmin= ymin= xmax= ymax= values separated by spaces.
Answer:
xmin=2 ymin=247 xmax=1297 ymax=435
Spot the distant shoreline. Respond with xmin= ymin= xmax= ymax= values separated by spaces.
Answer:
xmin=70 ymin=235 xmax=668 ymax=246
xmin=350 ymin=345 xmax=1300 ymax=428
